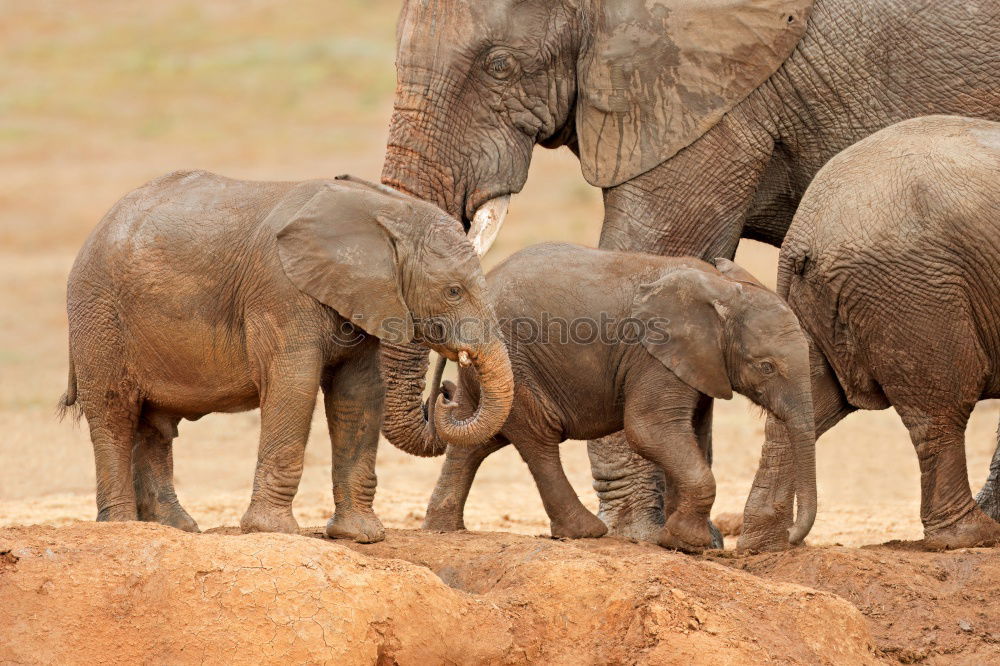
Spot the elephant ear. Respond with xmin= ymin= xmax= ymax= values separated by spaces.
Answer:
xmin=275 ymin=184 xmax=413 ymax=343
xmin=631 ymin=268 xmax=739 ymax=399
xmin=714 ymin=257 xmax=767 ymax=288
xmin=576 ymin=0 xmax=812 ymax=188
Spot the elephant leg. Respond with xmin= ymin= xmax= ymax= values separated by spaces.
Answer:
xmin=974 ymin=418 xmax=1000 ymax=522
xmin=692 ymin=395 xmax=723 ymax=548
xmin=240 ymin=354 xmax=321 ymax=535
xmin=323 ymin=350 xmax=386 ymax=544
xmin=589 ymin=434 xmax=666 ymax=542
xmin=877 ymin=315 xmax=1000 ymax=550
xmin=132 ymin=412 xmax=199 ymax=532
xmin=586 ymin=385 xmax=714 ymax=547
xmin=624 ymin=392 xmax=715 ymax=553
xmin=423 ymin=440 xmax=506 ymax=531
xmin=739 ymin=342 xmax=853 ymax=552
xmin=87 ymin=391 xmax=141 ymax=523
xmin=894 ymin=406 xmax=1000 ymax=550
xmin=516 ymin=438 xmax=607 ymax=539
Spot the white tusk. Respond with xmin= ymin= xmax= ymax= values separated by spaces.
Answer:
xmin=458 ymin=351 xmax=472 ymax=367
xmin=468 ymin=195 xmax=510 ymax=257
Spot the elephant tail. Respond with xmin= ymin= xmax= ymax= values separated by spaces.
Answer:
xmin=57 ymin=354 xmax=81 ymax=422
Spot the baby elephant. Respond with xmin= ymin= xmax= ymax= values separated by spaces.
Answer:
xmin=743 ymin=115 xmax=1000 ymax=550
xmin=61 ymin=171 xmax=512 ymax=540
xmin=384 ymin=243 xmax=818 ymax=552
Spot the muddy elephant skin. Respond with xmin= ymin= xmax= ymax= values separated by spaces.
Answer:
xmin=744 ymin=116 xmax=1000 ymax=551
xmin=60 ymin=171 xmax=513 ymax=541
xmin=380 ymin=0 xmax=1000 ymax=540
xmin=398 ymin=243 xmax=816 ymax=553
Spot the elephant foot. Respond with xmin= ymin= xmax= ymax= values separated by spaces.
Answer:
xmin=590 ymin=433 xmax=666 ymax=542
xmin=240 ymin=502 xmax=300 ymax=535
xmin=96 ymin=503 xmax=138 ymax=523
xmin=737 ymin=508 xmax=793 ymax=553
xmin=737 ymin=527 xmax=792 ymax=553
xmin=326 ymin=508 xmax=385 ymax=544
xmin=658 ymin=511 xmax=712 ymax=554
xmin=923 ymin=507 xmax=1000 ymax=551
xmin=550 ymin=510 xmax=608 ymax=539
xmin=597 ymin=503 xmax=665 ymax=542
xmin=137 ymin=498 xmax=200 ymax=533
xmin=738 ymin=497 xmax=794 ymax=553
xmin=137 ymin=495 xmax=201 ymax=532
xmin=708 ymin=520 xmax=724 ymax=549
xmin=975 ymin=486 xmax=1000 ymax=524
xmin=422 ymin=506 xmax=467 ymax=532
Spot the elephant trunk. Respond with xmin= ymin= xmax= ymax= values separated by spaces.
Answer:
xmin=433 ymin=338 xmax=514 ymax=447
xmin=785 ymin=400 xmax=817 ymax=545
xmin=382 ymin=89 xmax=465 ymax=220
xmin=383 ymin=142 xmax=511 ymax=251
xmin=379 ymin=342 xmax=448 ymax=457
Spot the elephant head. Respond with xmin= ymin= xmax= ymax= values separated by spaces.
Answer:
xmin=382 ymin=0 xmax=811 ymax=238
xmin=274 ymin=176 xmax=514 ymax=453
xmin=631 ymin=259 xmax=817 ymax=544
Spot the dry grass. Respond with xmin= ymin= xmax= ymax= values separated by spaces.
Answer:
xmin=1 ymin=0 xmax=996 ymax=547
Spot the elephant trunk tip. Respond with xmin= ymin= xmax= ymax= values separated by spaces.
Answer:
xmin=432 ymin=340 xmax=514 ymax=448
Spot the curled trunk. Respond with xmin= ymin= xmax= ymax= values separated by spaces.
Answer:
xmin=432 ymin=339 xmax=514 ymax=447
xmin=380 ymin=338 xmax=515 ymax=456
xmin=380 ymin=342 xmax=448 ymax=457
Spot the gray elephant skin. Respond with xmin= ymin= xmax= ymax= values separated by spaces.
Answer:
xmin=381 ymin=243 xmax=817 ymax=553
xmin=379 ymin=0 xmax=1000 ymax=541
xmin=60 ymin=171 xmax=514 ymax=541
xmin=742 ymin=116 xmax=1000 ymax=551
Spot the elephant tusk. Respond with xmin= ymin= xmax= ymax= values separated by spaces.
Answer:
xmin=468 ymin=195 xmax=510 ymax=257
xmin=458 ymin=351 xmax=472 ymax=367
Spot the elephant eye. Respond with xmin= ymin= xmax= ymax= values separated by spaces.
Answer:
xmin=485 ymin=50 xmax=516 ymax=80
xmin=445 ymin=285 xmax=463 ymax=301
xmin=758 ymin=361 xmax=776 ymax=376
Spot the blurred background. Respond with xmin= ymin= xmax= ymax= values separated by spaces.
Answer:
xmin=2 ymin=0 xmax=995 ymax=545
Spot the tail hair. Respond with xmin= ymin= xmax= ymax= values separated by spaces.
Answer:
xmin=56 ymin=395 xmax=82 ymax=422
xmin=56 ymin=355 xmax=82 ymax=423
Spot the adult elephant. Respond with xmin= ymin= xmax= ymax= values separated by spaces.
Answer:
xmin=380 ymin=0 xmax=1000 ymax=543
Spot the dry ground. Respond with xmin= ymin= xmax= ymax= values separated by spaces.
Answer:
xmin=1 ymin=2 xmax=998 ymax=663
xmin=4 ymin=524 xmax=999 ymax=664
xmin=1 ymin=523 xmax=882 ymax=665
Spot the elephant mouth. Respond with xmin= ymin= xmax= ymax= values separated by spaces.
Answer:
xmin=431 ymin=345 xmax=477 ymax=368
xmin=465 ymin=188 xmax=512 ymax=221
xmin=379 ymin=172 xmax=511 ymax=255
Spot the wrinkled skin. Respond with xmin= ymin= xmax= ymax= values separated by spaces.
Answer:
xmin=746 ymin=116 xmax=1000 ymax=551
xmin=61 ymin=171 xmax=512 ymax=541
xmin=407 ymin=243 xmax=816 ymax=553
xmin=979 ymin=434 xmax=1000 ymax=523
xmin=381 ymin=0 xmax=1000 ymax=541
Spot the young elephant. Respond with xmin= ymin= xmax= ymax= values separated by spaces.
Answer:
xmin=742 ymin=115 xmax=1000 ymax=551
xmin=60 ymin=171 xmax=513 ymax=540
xmin=382 ymin=242 xmax=817 ymax=552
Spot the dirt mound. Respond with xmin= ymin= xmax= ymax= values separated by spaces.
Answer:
xmin=1 ymin=523 xmax=876 ymax=665
xmin=716 ymin=544 xmax=1000 ymax=664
